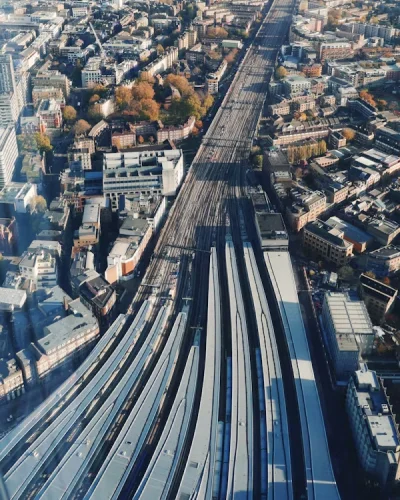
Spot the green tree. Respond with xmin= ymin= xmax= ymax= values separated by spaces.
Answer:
xmin=92 ymin=84 xmax=108 ymax=97
xmin=87 ymin=107 xmax=103 ymax=122
xmin=275 ymin=66 xmax=287 ymax=80
xmin=34 ymin=133 xmax=52 ymax=152
xmin=254 ymin=155 xmax=263 ymax=169
xmin=338 ymin=265 xmax=354 ymax=282
xmin=318 ymin=140 xmax=327 ymax=155
xmin=73 ymin=119 xmax=91 ymax=136
xmin=63 ymin=105 xmax=77 ymax=124
xmin=202 ymin=94 xmax=214 ymax=111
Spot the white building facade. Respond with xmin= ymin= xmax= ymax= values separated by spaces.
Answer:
xmin=0 ymin=125 xmax=18 ymax=188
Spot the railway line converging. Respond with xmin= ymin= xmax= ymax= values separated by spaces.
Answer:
xmin=0 ymin=0 xmax=341 ymax=498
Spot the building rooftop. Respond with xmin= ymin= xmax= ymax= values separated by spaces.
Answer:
xmin=38 ymin=286 xmax=70 ymax=316
xmin=0 ymin=288 xmax=26 ymax=310
xmin=256 ymin=212 xmax=288 ymax=240
xmin=353 ymin=366 xmax=400 ymax=450
xmin=0 ymin=183 xmax=29 ymax=204
xmin=326 ymin=216 xmax=372 ymax=246
xmin=325 ymin=292 xmax=373 ymax=336
xmin=305 ymin=219 xmax=352 ymax=249
xmin=359 ymin=274 xmax=397 ymax=302
xmin=82 ymin=203 xmax=100 ymax=225
xmin=38 ymin=299 xmax=97 ymax=354
xmin=367 ymin=218 xmax=400 ymax=236
xmin=368 ymin=245 xmax=400 ymax=259
xmin=28 ymin=240 xmax=61 ymax=255
xmin=80 ymin=275 xmax=114 ymax=309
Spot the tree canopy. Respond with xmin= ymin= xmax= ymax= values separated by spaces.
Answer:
xmin=30 ymin=195 xmax=47 ymax=214
xmin=34 ymin=133 xmax=52 ymax=152
xmin=164 ymin=75 xmax=193 ymax=96
xmin=342 ymin=128 xmax=356 ymax=141
xmin=63 ymin=105 xmax=77 ymax=123
xmin=132 ymin=82 xmax=155 ymax=101
xmin=73 ymin=119 xmax=92 ymax=136
xmin=207 ymin=27 xmax=228 ymax=38
xmin=275 ymin=66 xmax=287 ymax=80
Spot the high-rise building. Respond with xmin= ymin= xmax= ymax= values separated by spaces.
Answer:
xmin=0 ymin=54 xmax=16 ymax=94
xmin=0 ymin=125 xmax=18 ymax=188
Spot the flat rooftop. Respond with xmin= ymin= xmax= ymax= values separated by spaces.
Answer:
xmin=0 ymin=288 xmax=26 ymax=308
xmin=82 ymin=203 xmax=100 ymax=225
xmin=354 ymin=368 xmax=400 ymax=450
xmin=369 ymin=245 xmax=400 ymax=259
xmin=326 ymin=216 xmax=372 ymax=245
xmin=324 ymin=292 xmax=373 ymax=335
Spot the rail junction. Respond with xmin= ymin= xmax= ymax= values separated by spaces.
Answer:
xmin=0 ymin=0 xmax=341 ymax=498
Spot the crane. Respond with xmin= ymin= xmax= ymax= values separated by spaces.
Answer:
xmin=89 ymin=21 xmax=106 ymax=60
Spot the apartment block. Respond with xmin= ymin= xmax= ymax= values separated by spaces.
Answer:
xmin=139 ymin=47 xmax=179 ymax=79
xmin=32 ymin=86 xmax=65 ymax=107
xmin=346 ymin=366 xmax=400 ymax=492
xmin=37 ymin=99 xmax=63 ymax=129
xmin=359 ymin=274 xmax=398 ymax=324
xmin=303 ymin=219 xmax=354 ymax=266
xmin=319 ymin=41 xmax=354 ymax=62
xmin=206 ymin=59 xmax=228 ymax=94
xmin=0 ymin=125 xmax=18 ymax=188
xmin=32 ymin=70 xmax=71 ymax=97
xmin=367 ymin=246 xmax=400 ymax=277
xmin=286 ymin=189 xmax=326 ymax=231
xmin=282 ymin=75 xmax=311 ymax=96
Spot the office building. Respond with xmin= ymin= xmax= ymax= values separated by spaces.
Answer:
xmin=0 ymin=182 xmax=37 ymax=214
xmin=0 ymin=126 xmax=18 ymax=188
xmin=366 ymin=218 xmax=400 ymax=246
xmin=359 ymin=274 xmax=398 ymax=324
xmin=367 ymin=246 xmax=400 ymax=277
xmin=346 ymin=366 xmax=400 ymax=492
xmin=206 ymin=59 xmax=228 ymax=94
xmin=0 ymin=54 xmax=16 ymax=94
xmin=303 ymin=219 xmax=354 ymax=266
xmin=325 ymin=216 xmax=373 ymax=253
xmin=321 ymin=292 xmax=374 ymax=380
xmin=103 ymin=149 xmax=184 ymax=210
xmin=19 ymin=248 xmax=58 ymax=290
xmin=286 ymin=189 xmax=326 ymax=232
xmin=0 ymin=92 xmax=20 ymax=127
